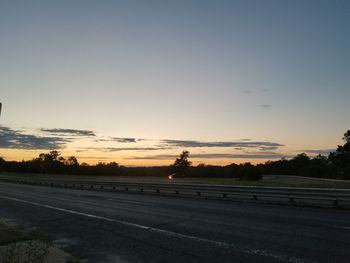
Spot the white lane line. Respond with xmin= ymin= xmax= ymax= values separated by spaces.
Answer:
xmin=0 ymin=195 xmax=305 ymax=263
xmin=335 ymin=226 xmax=350 ymax=230
xmin=0 ymin=195 xmax=116 ymax=222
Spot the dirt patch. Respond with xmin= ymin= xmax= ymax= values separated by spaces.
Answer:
xmin=0 ymin=223 xmax=31 ymax=245
xmin=0 ymin=222 xmax=74 ymax=263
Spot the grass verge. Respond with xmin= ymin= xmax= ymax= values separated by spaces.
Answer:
xmin=2 ymin=172 xmax=350 ymax=189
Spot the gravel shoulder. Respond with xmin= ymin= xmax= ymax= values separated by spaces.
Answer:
xmin=0 ymin=222 xmax=74 ymax=263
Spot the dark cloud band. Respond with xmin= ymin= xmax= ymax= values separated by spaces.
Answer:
xmin=83 ymin=147 xmax=171 ymax=152
xmin=41 ymin=128 xmax=95 ymax=137
xmin=0 ymin=126 xmax=70 ymax=150
xmin=160 ymin=139 xmax=283 ymax=148
xmin=128 ymin=153 xmax=290 ymax=160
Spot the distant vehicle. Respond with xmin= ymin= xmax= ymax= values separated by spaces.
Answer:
xmin=168 ymin=173 xmax=186 ymax=180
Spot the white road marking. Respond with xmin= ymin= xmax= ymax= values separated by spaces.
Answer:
xmin=0 ymin=195 xmax=115 ymax=221
xmin=0 ymin=195 xmax=305 ymax=263
xmin=335 ymin=225 xmax=350 ymax=230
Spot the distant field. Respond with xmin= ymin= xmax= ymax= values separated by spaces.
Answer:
xmin=2 ymin=172 xmax=350 ymax=189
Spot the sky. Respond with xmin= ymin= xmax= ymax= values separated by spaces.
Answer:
xmin=0 ymin=0 xmax=349 ymax=166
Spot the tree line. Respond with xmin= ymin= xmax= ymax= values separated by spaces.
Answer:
xmin=0 ymin=130 xmax=349 ymax=180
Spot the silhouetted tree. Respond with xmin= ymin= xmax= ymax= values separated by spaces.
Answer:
xmin=96 ymin=162 xmax=121 ymax=175
xmin=237 ymin=162 xmax=262 ymax=180
xmin=343 ymin=130 xmax=350 ymax=144
xmin=172 ymin=150 xmax=192 ymax=176
xmin=263 ymin=158 xmax=293 ymax=175
xmin=307 ymin=155 xmax=330 ymax=178
xmin=329 ymin=130 xmax=350 ymax=179
xmin=290 ymin=153 xmax=310 ymax=176
xmin=65 ymin=156 xmax=79 ymax=166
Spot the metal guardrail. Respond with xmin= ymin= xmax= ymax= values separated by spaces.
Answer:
xmin=1 ymin=176 xmax=350 ymax=207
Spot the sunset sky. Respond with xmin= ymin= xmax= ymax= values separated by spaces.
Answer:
xmin=1 ymin=0 xmax=349 ymax=166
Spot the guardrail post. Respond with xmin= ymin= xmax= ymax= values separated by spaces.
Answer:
xmin=90 ymin=185 xmax=94 ymax=189
xmin=175 ymin=190 xmax=179 ymax=194
xmin=156 ymin=189 xmax=160 ymax=193
xmin=125 ymin=187 xmax=128 ymax=191
xmin=253 ymin=195 xmax=258 ymax=200
xmin=333 ymin=189 xmax=339 ymax=207
xmin=222 ymin=193 xmax=227 ymax=198
xmin=113 ymin=186 xmax=116 ymax=190
xmin=333 ymin=200 xmax=339 ymax=206
xmin=197 ymin=192 xmax=201 ymax=196
xmin=140 ymin=188 xmax=144 ymax=192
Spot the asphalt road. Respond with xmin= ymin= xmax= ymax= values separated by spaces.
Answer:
xmin=0 ymin=182 xmax=350 ymax=263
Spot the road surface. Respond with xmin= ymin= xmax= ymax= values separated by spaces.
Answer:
xmin=0 ymin=181 xmax=349 ymax=262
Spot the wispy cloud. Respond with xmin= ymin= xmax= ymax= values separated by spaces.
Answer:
xmin=105 ymin=147 xmax=170 ymax=152
xmin=258 ymin=146 xmax=280 ymax=151
xmin=303 ymin=149 xmax=334 ymax=155
xmin=0 ymin=126 xmax=70 ymax=150
xmin=159 ymin=139 xmax=283 ymax=149
xmin=260 ymin=104 xmax=271 ymax=108
xmin=79 ymin=156 xmax=113 ymax=160
xmin=41 ymin=128 xmax=95 ymax=137
xmin=128 ymin=153 xmax=290 ymax=160
xmin=81 ymin=147 xmax=171 ymax=152
xmin=95 ymin=137 xmax=137 ymax=143
xmin=111 ymin=137 xmax=137 ymax=143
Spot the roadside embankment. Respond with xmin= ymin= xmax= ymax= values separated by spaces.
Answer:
xmin=0 ymin=222 xmax=73 ymax=263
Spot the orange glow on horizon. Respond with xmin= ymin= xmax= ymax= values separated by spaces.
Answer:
xmin=1 ymin=149 xmax=282 ymax=167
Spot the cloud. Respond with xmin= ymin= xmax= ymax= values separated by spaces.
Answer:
xmin=128 ymin=153 xmax=290 ymax=160
xmin=258 ymin=146 xmax=280 ymax=151
xmin=303 ymin=149 xmax=334 ymax=155
xmin=0 ymin=126 xmax=70 ymax=150
xmin=41 ymin=128 xmax=95 ymax=137
xmin=96 ymin=137 xmax=137 ymax=143
xmin=159 ymin=139 xmax=283 ymax=149
xmin=111 ymin=137 xmax=137 ymax=143
xmin=79 ymin=156 xmax=113 ymax=160
xmin=260 ymin=104 xmax=271 ymax=108
xmin=81 ymin=147 xmax=171 ymax=152
xmin=243 ymin=90 xmax=252 ymax=94
xmin=104 ymin=147 xmax=169 ymax=152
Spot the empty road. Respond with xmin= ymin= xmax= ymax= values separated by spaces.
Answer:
xmin=0 ymin=181 xmax=349 ymax=263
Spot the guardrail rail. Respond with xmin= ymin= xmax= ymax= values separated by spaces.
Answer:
xmin=1 ymin=176 xmax=350 ymax=208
